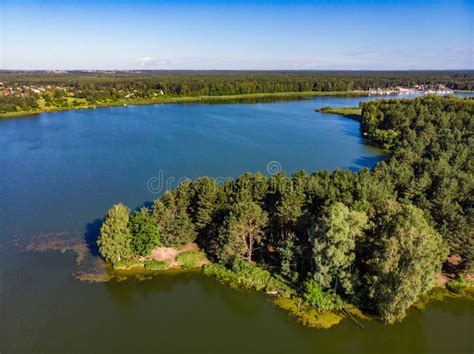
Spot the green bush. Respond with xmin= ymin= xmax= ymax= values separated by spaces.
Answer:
xmin=446 ymin=275 xmax=468 ymax=294
xmin=144 ymin=260 xmax=169 ymax=271
xmin=112 ymin=259 xmax=143 ymax=270
xmin=176 ymin=250 xmax=208 ymax=269
xmin=303 ymin=279 xmax=342 ymax=312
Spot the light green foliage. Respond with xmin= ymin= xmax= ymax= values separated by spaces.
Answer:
xmin=366 ymin=203 xmax=448 ymax=323
xmin=303 ymin=279 xmax=342 ymax=312
xmin=317 ymin=106 xmax=362 ymax=121
xmin=144 ymin=260 xmax=169 ymax=271
xmin=204 ymin=258 xmax=292 ymax=294
xmin=311 ymin=202 xmax=368 ymax=295
xmin=97 ymin=203 xmax=133 ymax=264
xmin=113 ymin=259 xmax=143 ymax=270
xmin=217 ymin=201 xmax=268 ymax=263
xmin=129 ymin=208 xmax=160 ymax=256
xmin=446 ymin=275 xmax=469 ymax=294
xmin=176 ymin=250 xmax=208 ymax=269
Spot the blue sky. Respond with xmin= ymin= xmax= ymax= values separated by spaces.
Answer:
xmin=1 ymin=0 xmax=473 ymax=70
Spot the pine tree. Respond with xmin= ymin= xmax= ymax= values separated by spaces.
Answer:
xmin=217 ymin=201 xmax=268 ymax=263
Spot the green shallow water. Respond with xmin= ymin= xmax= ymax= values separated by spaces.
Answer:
xmin=1 ymin=249 xmax=472 ymax=354
xmin=1 ymin=94 xmax=473 ymax=353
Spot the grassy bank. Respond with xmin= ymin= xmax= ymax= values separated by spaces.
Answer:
xmin=316 ymin=106 xmax=362 ymax=121
xmin=0 ymin=90 xmax=368 ymax=120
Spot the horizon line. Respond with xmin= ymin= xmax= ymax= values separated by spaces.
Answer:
xmin=1 ymin=69 xmax=473 ymax=72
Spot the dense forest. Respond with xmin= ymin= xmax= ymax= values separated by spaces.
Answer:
xmin=1 ymin=70 xmax=473 ymax=115
xmin=98 ymin=95 xmax=472 ymax=324
xmin=3 ymin=70 xmax=474 ymax=94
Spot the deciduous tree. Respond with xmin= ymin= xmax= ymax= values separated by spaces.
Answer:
xmin=97 ymin=203 xmax=133 ymax=263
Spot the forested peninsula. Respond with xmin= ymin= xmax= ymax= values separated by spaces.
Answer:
xmin=1 ymin=70 xmax=473 ymax=119
xmin=97 ymin=95 xmax=473 ymax=327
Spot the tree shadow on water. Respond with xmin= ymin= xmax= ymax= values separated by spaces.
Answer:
xmin=84 ymin=218 xmax=103 ymax=257
xmin=83 ymin=201 xmax=154 ymax=258
xmin=352 ymin=155 xmax=387 ymax=169
xmin=342 ymin=155 xmax=388 ymax=172
xmin=131 ymin=200 xmax=154 ymax=213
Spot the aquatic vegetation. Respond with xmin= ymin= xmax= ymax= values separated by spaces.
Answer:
xmin=273 ymin=297 xmax=344 ymax=328
xmin=203 ymin=259 xmax=293 ymax=295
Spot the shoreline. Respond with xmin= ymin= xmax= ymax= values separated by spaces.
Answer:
xmin=0 ymin=90 xmax=368 ymax=120
xmin=3 ymin=90 xmax=472 ymax=121
xmin=76 ymin=256 xmax=474 ymax=329
xmin=454 ymin=90 xmax=474 ymax=93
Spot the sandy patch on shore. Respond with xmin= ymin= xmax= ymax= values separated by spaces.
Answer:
xmin=149 ymin=242 xmax=202 ymax=267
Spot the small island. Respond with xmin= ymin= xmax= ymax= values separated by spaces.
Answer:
xmin=96 ymin=95 xmax=473 ymax=328
xmin=316 ymin=106 xmax=362 ymax=121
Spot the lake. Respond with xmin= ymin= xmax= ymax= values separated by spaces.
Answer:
xmin=1 ymin=94 xmax=473 ymax=353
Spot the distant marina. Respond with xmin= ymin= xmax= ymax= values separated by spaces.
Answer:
xmin=369 ymin=84 xmax=454 ymax=96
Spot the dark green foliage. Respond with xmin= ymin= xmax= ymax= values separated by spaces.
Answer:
xmin=151 ymin=189 xmax=197 ymax=247
xmin=190 ymin=177 xmax=218 ymax=230
xmin=129 ymin=208 xmax=160 ymax=256
xmin=3 ymin=70 xmax=474 ymax=97
xmin=362 ymin=96 xmax=473 ymax=269
xmin=0 ymin=95 xmax=38 ymax=113
xmin=216 ymin=201 xmax=268 ymax=263
xmin=276 ymin=233 xmax=301 ymax=283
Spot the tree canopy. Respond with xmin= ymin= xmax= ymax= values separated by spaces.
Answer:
xmin=97 ymin=203 xmax=133 ymax=264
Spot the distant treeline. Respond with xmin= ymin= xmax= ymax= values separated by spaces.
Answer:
xmin=2 ymin=70 xmax=474 ymax=95
xmin=98 ymin=96 xmax=473 ymax=324
xmin=1 ymin=71 xmax=473 ymax=115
